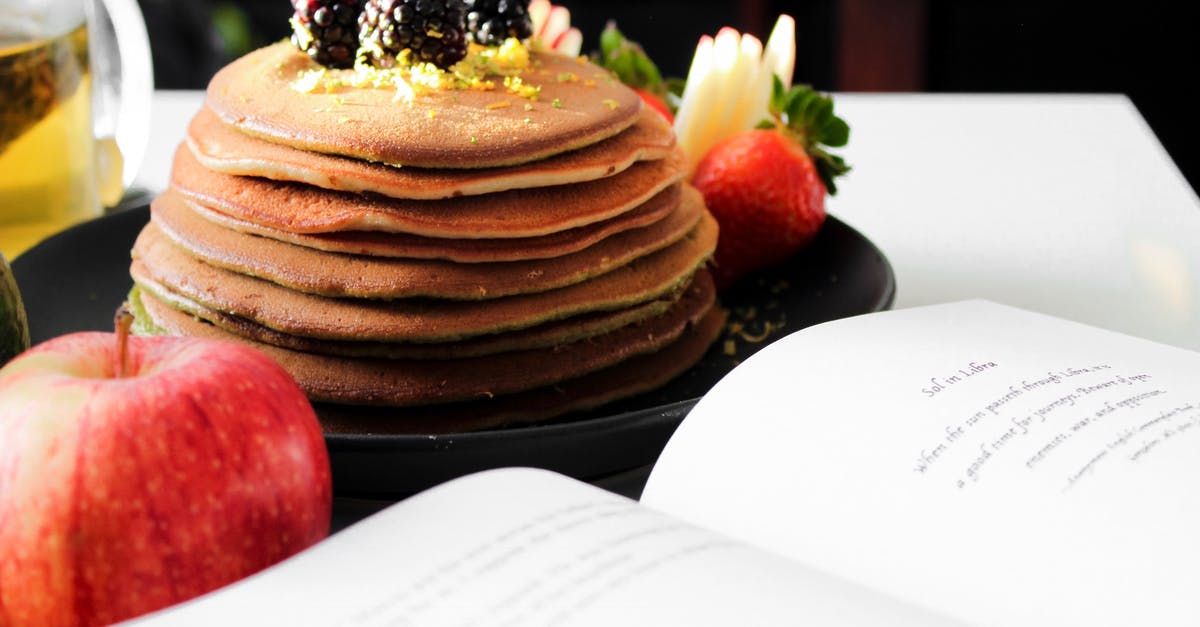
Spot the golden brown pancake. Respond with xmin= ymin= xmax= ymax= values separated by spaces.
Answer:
xmin=135 ymin=283 xmax=681 ymax=360
xmin=205 ymin=42 xmax=643 ymax=168
xmin=136 ymin=273 xmax=716 ymax=406
xmin=174 ymin=188 xmax=675 ymax=263
xmin=150 ymin=186 xmax=704 ymax=300
xmin=130 ymin=210 xmax=718 ymax=342
xmin=317 ymin=306 xmax=726 ymax=434
xmin=187 ymin=106 xmax=675 ymax=199
xmin=170 ymin=144 xmax=687 ymax=238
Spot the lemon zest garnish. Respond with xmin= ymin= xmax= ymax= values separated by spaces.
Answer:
xmin=486 ymin=101 xmax=512 ymax=110
xmin=286 ymin=38 xmax=544 ymax=104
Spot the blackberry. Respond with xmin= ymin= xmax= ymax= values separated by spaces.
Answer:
xmin=290 ymin=0 xmax=362 ymax=68
xmin=358 ymin=0 xmax=469 ymax=69
xmin=465 ymin=0 xmax=533 ymax=46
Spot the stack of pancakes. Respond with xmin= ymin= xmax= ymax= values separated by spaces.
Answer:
xmin=129 ymin=42 xmax=723 ymax=433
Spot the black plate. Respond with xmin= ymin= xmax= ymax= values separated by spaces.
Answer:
xmin=12 ymin=205 xmax=894 ymax=506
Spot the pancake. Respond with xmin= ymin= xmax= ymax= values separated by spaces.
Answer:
xmin=205 ymin=42 xmax=643 ymax=168
xmin=150 ymin=185 xmax=704 ymax=300
xmin=316 ymin=305 xmax=726 ymax=434
xmin=170 ymin=144 xmax=687 ymax=238
xmin=175 ymin=187 xmax=675 ymax=263
xmin=187 ymin=106 xmax=675 ymax=199
xmin=132 ymin=282 xmax=681 ymax=360
xmin=135 ymin=273 xmax=717 ymax=406
xmin=130 ymin=210 xmax=718 ymax=342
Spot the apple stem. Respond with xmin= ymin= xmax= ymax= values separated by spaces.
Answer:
xmin=114 ymin=304 xmax=133 ymax=378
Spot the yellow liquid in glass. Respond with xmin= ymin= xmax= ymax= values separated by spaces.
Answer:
xmin=0 ymin=23 xmax=98 ymax=259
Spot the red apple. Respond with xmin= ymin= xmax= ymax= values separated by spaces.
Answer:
xmin=0 ymin=314 xmax=332 ymax=627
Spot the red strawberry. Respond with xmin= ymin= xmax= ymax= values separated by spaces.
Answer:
xmin=636 ymin=90 xmax=674 ymax=123
xmin=693 ymin=79 xmax=850 ymax=289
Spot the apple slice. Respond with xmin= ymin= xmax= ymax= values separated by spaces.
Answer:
xmin=671 ymin=34 xmax=715 ymax=172
xmin=673 ymin=15 xmax=798 ymax=174
xmin=722 ymin=33 xmax=766 ymax=141
xmin=763 ymin=14 xmax=797 ymax=90
xmin=529 ymin=0 xmax=582 ymax=56
xmin=553 ymin=27 xmax=583 ymax=57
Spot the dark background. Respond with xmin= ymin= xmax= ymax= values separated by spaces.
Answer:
xmin=138 ymin=0 xmax=1199 ymax=191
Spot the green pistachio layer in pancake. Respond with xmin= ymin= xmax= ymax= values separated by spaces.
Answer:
xmin=311 ymin=307 xmax=725 ymax=433
xmin=150 ymin=185 xmax=703 ymax=300
xmin=126 ymin=284 xmax=724 ymax=433
xmin=206 ymin=42 xmax=642 ymax=169
xmin=132 ymin=280 xmax=682 ymax=359
xmin=187 ymin=106 xmax=674 ymax=199
xmin=135 ymin=272 xmax=716 ymax=407
xmin=174 ymin=186 xmax=675 ymax=263
xmin=170 ymin=144 xmax=686 ymax=238
xmin=130 ymin=210 xmax=717 ymax=342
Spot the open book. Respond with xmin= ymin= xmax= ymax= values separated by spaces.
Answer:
xmin=129 ymin=301 xmax=1200 ymax=626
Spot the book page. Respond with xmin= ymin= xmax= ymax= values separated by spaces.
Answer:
xmin=126 ymin=467 xmax=956 ymax=626
xmin=643 ymin=301 xmax=1200 ymax=626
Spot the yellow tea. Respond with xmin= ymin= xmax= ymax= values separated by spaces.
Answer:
xmin=0 ymin=22 xmax=98 ymax=259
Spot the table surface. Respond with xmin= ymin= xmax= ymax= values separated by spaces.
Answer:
xmin=135 ymin=91 xmax=1200 ymax=352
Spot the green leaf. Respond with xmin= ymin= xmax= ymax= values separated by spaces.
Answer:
xmin=599 ymin=22 xmax=622 ymax=58
xmin=632 ymin=52 xmax=663 ymax=87
xmin=809 ymin=97 xmax=833 ymax=129
xmin=595 ymin=21 xmax=666 ymax=95
xmin=821 ymin=117 xmax=850 ymax=147
xmin=785 ymin=89 xmax=814 ymax=125
xmin=770 ymin=75 xmax=787 ymax=114
xmin=765 ymin=82 xmax=853 ymax=195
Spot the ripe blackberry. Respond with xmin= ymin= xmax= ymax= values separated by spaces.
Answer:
xmin=290 ymin=0 xmax=362 ymax=68
xmin=358 ymin=0 xmax=469 ymax=69
xmin=465 ymin=0 xmax=533 ymax=46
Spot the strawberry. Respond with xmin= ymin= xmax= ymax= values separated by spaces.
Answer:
xmin=693 ymin=78 xmax=850 ymax=289
xmin=596 ymin=22 xmax=676 ymax=123
xmin=636 ymin=90 xmax=674 ymax=123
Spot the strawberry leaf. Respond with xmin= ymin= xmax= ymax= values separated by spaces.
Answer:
xmin=764 ymin=76 xmax=851 ymax=195
xmin=811 ymin=148 xmax=850 ymax=195
xmin=822 ymin=117 xmax=850 ymax=147
xmin=596 ymin=21 xmax=668 ymax=102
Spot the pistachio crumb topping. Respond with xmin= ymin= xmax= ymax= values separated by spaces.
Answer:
xmin=602 ymin=99 xmax=618 ymax=110
xmin=551 ymin=98 xmax=562 ymax=108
